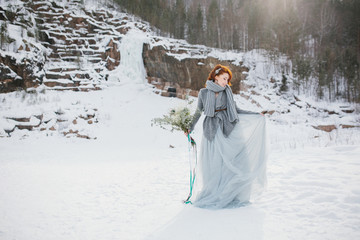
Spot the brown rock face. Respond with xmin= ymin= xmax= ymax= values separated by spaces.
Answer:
xmin=0 ymin=55 xmax=43 ymax=93
xmin=1 ymin=1 xmax=125 ymax=93
xmin=105 ymin=39 xmax=121 ymax=70
xmin=142 ymin=44 xmax=249 ymax=98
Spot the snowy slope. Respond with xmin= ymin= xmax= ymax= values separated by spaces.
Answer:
xmin=0 ymin=82 xmax=191 ymax=240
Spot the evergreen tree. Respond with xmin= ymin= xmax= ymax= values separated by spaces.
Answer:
xmin=206 ymin=0 xmax=220 ymax=47
xmin=187 ymin=3 xmax=204 ymax=44
xmin=173 ymin=0 xmax=186 ymax=39
xmin=223 ymin=0 xmax=235 ymax=49
xmin=195 ymin=4 xmax=204 ymax=43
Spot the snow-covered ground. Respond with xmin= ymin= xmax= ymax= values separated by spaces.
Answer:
xmin=0 ymin=81 xmax=360 ymax=240
xmin=1 ymin=1 xmax=360 ymax=239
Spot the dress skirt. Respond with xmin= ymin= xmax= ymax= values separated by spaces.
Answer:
xmin=193 ymin=113 xmax=268 ymax=209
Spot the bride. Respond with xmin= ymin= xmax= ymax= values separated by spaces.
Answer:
xmin=186 ymin=64 xmax=268 ymax=209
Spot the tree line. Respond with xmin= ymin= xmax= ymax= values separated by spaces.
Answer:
xmin=114 ymin=0 xmax=359 ymax=102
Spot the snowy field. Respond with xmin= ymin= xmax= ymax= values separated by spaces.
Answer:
xmin=0 ymin=82 xmax=360 ymax=240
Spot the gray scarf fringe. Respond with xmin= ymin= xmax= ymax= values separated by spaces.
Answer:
xmin=204 ymin=80 xmax=239 ymax=123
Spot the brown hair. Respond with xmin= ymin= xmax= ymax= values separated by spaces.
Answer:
xmin=207 ymin=64 xmax=233 ymax=86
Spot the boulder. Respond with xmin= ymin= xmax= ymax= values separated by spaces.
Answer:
xmin=340 ymin=124 xmax=360 ymax=129
xmin=312 ymin=125 xmax=337 ymax=132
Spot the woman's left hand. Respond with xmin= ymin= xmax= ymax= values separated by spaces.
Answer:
xmin=184 ymin=129 xmax=191 ymax=136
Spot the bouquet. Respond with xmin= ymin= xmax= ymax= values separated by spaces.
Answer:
xmin=151 ymin=100 xmax=195 ymax=133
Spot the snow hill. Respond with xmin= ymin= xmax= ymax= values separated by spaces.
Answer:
xmin=0 ymin=0 xmax=360 ymax=240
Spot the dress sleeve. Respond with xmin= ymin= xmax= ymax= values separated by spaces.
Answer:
xmin=189 ymin=91 xmax=204 ymax=132
xmin=235 ymin=102 xmax=259 ymax=114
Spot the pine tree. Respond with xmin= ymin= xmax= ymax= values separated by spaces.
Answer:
xmin=187 ymin=3 xmax=204 ymax=44
xmin=173 ymin=0 xmax=186 ymax=39
xmin=206 ymin=0 xmax=220 ymax=47
xmin=195 ymin=4 xmax=204 ymax=43
xmin=222 ymin=0 xmax=235 ymax=49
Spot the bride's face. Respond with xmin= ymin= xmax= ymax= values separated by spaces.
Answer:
xmin=215 ymin=73 xmax=230 ymax=87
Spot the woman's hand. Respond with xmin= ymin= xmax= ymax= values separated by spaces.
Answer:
xmin=184 ymin=129 xmax=191 ymax=136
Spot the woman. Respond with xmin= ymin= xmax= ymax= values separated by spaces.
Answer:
xmin=186 ymin=64 xmax=268 ymax=209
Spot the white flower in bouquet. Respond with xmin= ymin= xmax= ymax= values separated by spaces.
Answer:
xmin=152 ymin=99 xmax=195 ymax=133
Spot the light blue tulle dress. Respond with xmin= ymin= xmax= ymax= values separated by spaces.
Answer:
xmin=191 ymin=89 xmax=268 ymax=209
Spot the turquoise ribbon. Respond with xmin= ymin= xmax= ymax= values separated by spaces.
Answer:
xmin=184 ymin=133 xmax=197 ymax=204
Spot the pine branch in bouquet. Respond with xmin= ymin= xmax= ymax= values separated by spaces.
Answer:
xmin=151 ymin=99 xmax=195 ymax=133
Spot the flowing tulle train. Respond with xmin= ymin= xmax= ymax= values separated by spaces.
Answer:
xmin=192 ymin=113 xmax=268 ymax=209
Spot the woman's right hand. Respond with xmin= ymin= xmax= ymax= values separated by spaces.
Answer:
xmin=184 ymin=129 xmax=191 ymax=136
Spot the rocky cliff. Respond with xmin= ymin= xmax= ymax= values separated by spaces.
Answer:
xmin=142 ymin=39 xmax=250 ymax=98
xmin=0 ymin=0 xmax=148 ymax=92
xmin=1 ymin=0 xmax=252 ymax=97
xmin=0 ymin=0 xmax=256 ymax=138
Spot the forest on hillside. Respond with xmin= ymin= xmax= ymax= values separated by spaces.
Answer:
xmin=115 ymin=0 xmax=360 ymax=103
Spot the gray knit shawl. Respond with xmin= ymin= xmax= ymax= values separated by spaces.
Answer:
xmin=204 ymin=80 xmax=239 ymax=123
